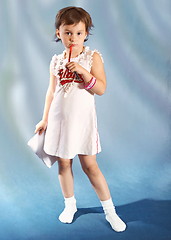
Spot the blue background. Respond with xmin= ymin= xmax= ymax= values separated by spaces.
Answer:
xmin=0 ymin=0 xmax=171 ymax=239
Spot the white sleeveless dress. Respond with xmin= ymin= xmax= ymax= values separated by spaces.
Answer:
xmin=43 ymin=46 xmax=102 ymax=159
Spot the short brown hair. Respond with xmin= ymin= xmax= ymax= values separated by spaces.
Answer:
xmin=54 ymin=6 xmax=94 ymax=42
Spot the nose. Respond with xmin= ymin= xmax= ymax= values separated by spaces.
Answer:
xmin=70 ymin=34 xmax=76 ymax=42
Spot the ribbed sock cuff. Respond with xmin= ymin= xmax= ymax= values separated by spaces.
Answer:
xmin=100 ymin=198 xmax=113 ymax=207
xmin=64 ymin=196 xmax=76 ymax=205
xmin=100 ymin=198 xmax=116 ymax=213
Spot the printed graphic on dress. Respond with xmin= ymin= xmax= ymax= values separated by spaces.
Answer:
xmin=58 ymin=68 xmax=84 ymax=86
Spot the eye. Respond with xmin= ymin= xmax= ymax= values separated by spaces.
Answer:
xmin=65 ymin=32 xmax=71 ymax=35
xmin=77 ymin=32 xmax=82 ymax=35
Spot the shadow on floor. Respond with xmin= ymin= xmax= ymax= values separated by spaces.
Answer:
xmin=73 ymin=198 xmax=171 ymax=232
xmin=73 ymin=206 xmax=103 ymax=222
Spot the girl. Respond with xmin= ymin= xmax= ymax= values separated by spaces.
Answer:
xmin=34 ymin=6 xmax=126 ymax=232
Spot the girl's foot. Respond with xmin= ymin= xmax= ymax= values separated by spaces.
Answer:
xmin=58 ymin=196 xmax=77 ymax=224
xmin=101 ymin=198 xmax=126 ymax=232
xmin=105 ymin=209 xmax=126 ymax=232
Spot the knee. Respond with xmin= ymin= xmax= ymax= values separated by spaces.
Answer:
xmin=58 ymin=158 xmax=72 ymax=173
xmin=82 ymin=164 xmax=100 ymax=177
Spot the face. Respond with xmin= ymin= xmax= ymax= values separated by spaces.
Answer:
xmin=56 ymin=21 xmax=87 ymax=50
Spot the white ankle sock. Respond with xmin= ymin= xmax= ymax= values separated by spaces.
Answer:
xmin=100 ymin=198 xmax=126 ymax=232
xmin=58 ymin=196 xmax=77 ymax=224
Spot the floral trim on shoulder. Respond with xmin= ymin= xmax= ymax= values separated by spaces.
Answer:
xmin=89 ymin=49 xmax=104 ymax=70
xmin=50 ymin=54 xmax=58 ymax=76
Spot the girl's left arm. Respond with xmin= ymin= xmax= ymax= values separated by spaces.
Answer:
xmin=66 ymin=52 xmax=106 ymax=96
xmin=82 ymin=52 xmax=106 ymax=95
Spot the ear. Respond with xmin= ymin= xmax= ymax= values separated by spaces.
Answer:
xmin=85 ymin=31 xmax=88 ymax=39
xmin=56 ymin=29 xmax=60 ymax=39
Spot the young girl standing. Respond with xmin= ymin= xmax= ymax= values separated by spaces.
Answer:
xmin=34 ymin=6 xmax=126 ymax=232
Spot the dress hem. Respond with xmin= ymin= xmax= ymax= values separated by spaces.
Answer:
xmin=44 ymin=147 xmax=102 ymax=160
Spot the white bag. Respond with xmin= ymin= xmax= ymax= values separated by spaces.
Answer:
xmin=27 ymin=131 xmax=57 ymax=168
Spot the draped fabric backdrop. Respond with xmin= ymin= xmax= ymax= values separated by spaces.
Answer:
xmin=0 ymin=0 xmax=171 ymax=239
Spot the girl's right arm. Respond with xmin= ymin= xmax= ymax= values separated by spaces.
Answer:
xmin=35 ymin=71 xmax=57 ymax=135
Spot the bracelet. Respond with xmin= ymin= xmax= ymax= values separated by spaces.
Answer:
xmin=84 ymin=77 xmax=96 ymax=90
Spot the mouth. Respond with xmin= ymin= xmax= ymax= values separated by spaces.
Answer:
xmin=69 ymin=44 xmax=77 ymax=47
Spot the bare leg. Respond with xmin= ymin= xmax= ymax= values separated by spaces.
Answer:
xmin=58 ymin=157 xmax=74 ymax=198
xmin=78 ymin=154 xmax=126 ymax=232
xmin=57 ymin=157 xmax=77 ymax=223
xmin=78 ymin=154 xmax=110 ymax=201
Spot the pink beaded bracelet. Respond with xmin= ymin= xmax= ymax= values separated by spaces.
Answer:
xmin=84 ymin=77 xmax=96 ymax=90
